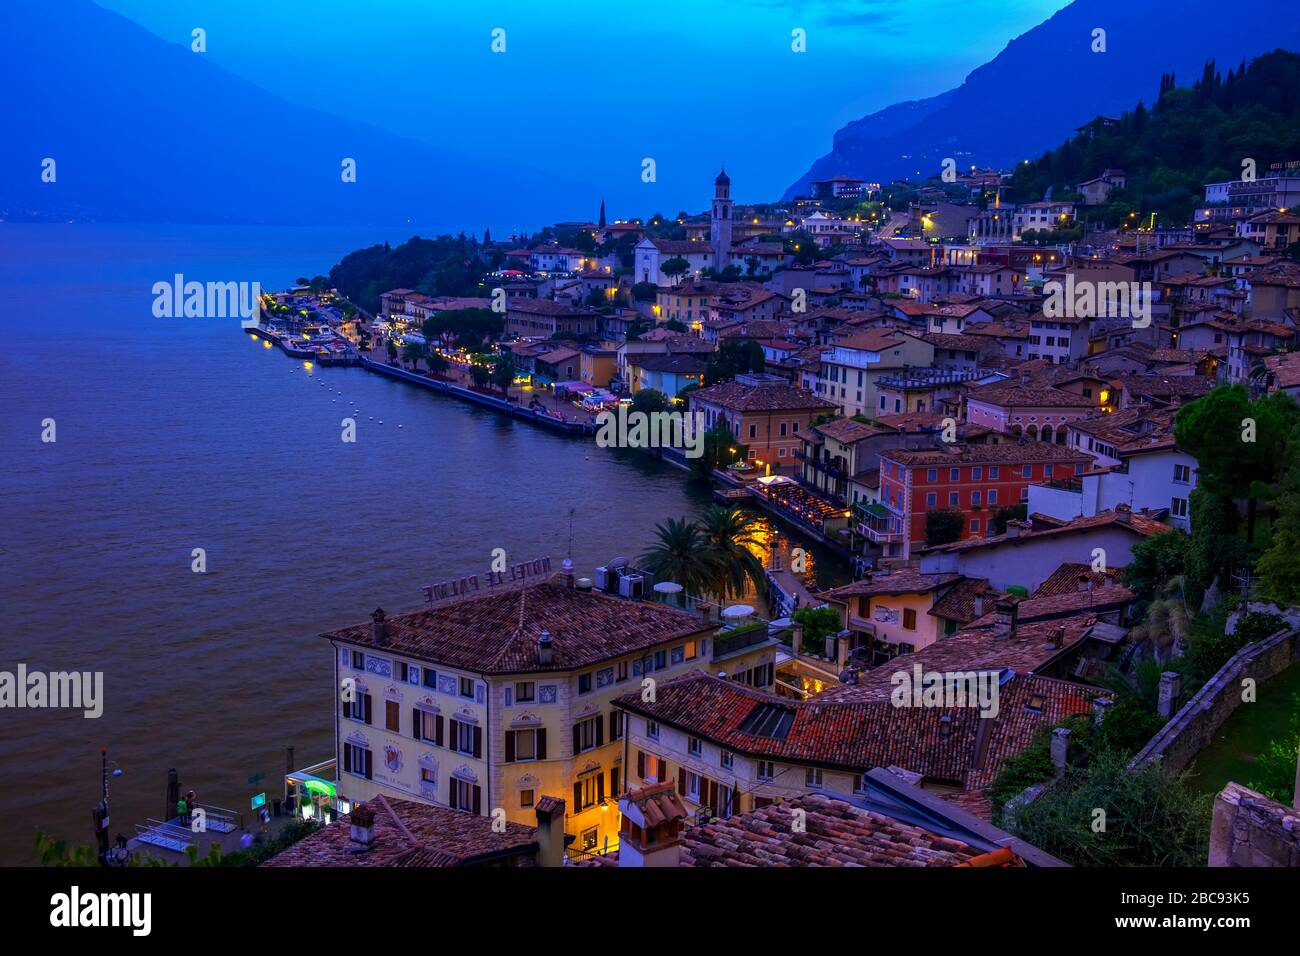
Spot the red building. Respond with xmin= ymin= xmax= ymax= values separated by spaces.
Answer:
xmin=869 ymin=443 xmax=1091 ymax=558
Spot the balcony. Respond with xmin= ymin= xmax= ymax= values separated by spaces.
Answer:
xmin=854 ymin=502 xmax=903 ymax=543
xmin=713 ymin=621 xmax=781 ymax=661
xmin=794 ymin=448 xmax=848 ymax=480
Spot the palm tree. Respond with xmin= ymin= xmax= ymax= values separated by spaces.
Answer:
xmin=697 ymin=505 xmax=767 ymax=600
xmin=638 ymin=518 xmax=720 ymax=600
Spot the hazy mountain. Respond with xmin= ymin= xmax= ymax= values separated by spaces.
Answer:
xmin=785 ymin=0 xmax=1300 ymax=198
xmin=0 ymin=0 xmax=587 ymax=229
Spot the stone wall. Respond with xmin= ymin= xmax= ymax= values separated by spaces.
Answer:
xmin=1209 ymin=782 xmax=1300 ymax=867
xmin=1129 ymin=627 xmax=1299 ymax=775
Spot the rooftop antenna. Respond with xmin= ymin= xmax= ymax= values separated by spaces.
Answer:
xmin=566 ymin=507 xmax=575 ymax=561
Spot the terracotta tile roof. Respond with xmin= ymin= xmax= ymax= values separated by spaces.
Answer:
xmin=813 ymin=417 xmax=895 ymax=443
xmin=823 ymin=569 xmax=962 ymax=601
xmin=619 ymin=670 xmax=1101 ymax=789
xmin=688 ymin=380 xmax=836 ymax=413
xmin=882 ymin=441 xmax=1090 ymax=469
xmin=1033 ymin=562 xmax=1124 ymax=598
xmin=322 ymin=577 xmax=713 ymax=674
xmin=262 ymin=796 xmax=538 ymax=867
xmin=624 ymin=781 xmax=688 ymax=827
xmin=964 ymin=582 xmax=1135 ymax=628
xmin=1068 ymin=405 xmax=1178 ymax=454
xmin=922 ymin=508 xmax=1168 ymax=555
xmin=939 ymin=789 xmax=994 ymax=822
xmin=966 ymin=381 xmax=1096 ymax=409
xmin=832 ymin=328 xmax=920 ymax=352
xmin=681 ymin=793 xmax=984 ymax=867
xmin=928 ymin=578 xmax=1000 ymax=624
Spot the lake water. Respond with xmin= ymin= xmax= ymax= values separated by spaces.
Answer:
xmin=0 ymin=224 xmax=841 ymax=864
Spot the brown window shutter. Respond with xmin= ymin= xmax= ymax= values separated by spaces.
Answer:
xmin=573 ymin=781 xmax=583 ymax=811
xmin=596 ymin=773 xmax=605 ymax=803
xmin=435 ymin=715 xmax=444 ymax=747
xmin=610 ymin=768 xmax=620 ymax=797
xmin=572 ymin=723 xmax=580 ymax=754
xmin=505 ymin=731 xmax=515 ymax=763
xmin=449 ymin=778 xmax=457 ymax=810
xmin=536 ymin=728 xmax=547 ymax=760
xmin=472 ymin=785 xmax=482 ymax=815
xmin=609 ymin=711 xmax=617 ymax=739
xmin=343 ymin=746 xmax=351 ymax=774
xmin=449 ymin=719 xmax=459 ymax=752
xmin=595 ymin=717 xmax=604 ymax=748
xmin=637 ymin=750 xmax=646 ymax=779
xmin=411 ymin=708 xmax=420 ymax=740
xmin=677 ymin=767 xmax=686 ymax=796
xmin=363 ymin=694 xmax=372 ymax=724
xmin=473 ymin=725 xmax=483 ymax=758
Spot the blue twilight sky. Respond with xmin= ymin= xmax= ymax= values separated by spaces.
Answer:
xmin=96 ymin=0 xmax=1070 ymax=219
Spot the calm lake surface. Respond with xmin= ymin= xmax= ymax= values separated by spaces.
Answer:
xmin=0 ymin=224 xmax=842 ymax=864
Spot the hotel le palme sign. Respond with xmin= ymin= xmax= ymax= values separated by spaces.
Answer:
xmin=422 ymin=555 xmax=554 ymax=605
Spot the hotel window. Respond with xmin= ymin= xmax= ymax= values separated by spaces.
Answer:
xmin=578 ymin=672 xmax=593 ymax=694
xmin=351 ymin=650 xmax=364 ymax=669
xmin=926 ymin=493 xmax=937 ymax=506
xmin=1044 ymin=465 xmax=1054 ymax=478
xmin=805 ymin=768 xmax=824 ymax=789
xmin=646 ymin=720 xmax=660 ymax=739
xmin=779 ymin=448 xmax=787 ymax=458
xmin=458 ymin=676 xmax=474 ymax=699
xmin=415 ymin=710 xmax=443 ymax=745
xmin=610 ymin=768 xmax=622 ymax=799
xmin=573 ymin=715 xmax=603 ymax=753
xmin=971 ymin=518 xmax=981 ymax=533
xmin=1171 ymin=496 xmax=1189 ymax=518
xmin=515 ymin=681 xmax=535 ymax=703
xmin=688 ymin=736 xmax=703 ymax=756
xmin=748 ymin=424 xmax=757 ymax=439
xmin=903 ymin=609 xmax=917 ymax=630
xmin=988 ymin=490 xmax=998 ymax=505
xmin=449 ymin=778 xmax=480 ymax=814
xmin=344 ymin=692 xmax=372 ymax=725
xmin=757 ymin=760 xmax=775 ymax=781
xmin=792 ymin=421 xmax=799 ymax=434
xmin=420 ymin=767 xmax=436 ymax=787
xmin=616 ymin=661 xmax=629 ymax=682
xmin=396 ymin=662 xmax=410 ymax=683
xmin=343 ymin=743 xmax=372 ymax=780
xmin=609 ymin=710 xmax=624 ymax=741
xmin=949 ymin=467 xmax=959 ymax=481
xmin=989 ymin=466 xmax=999 ymax=479
xmin=654 ymin=649 xmax=667 ymax=670
xmin=779 ymin=422 xmax=787 ymax=437
xmin=927 ymin=468 xmax=937 ymax=482
xmin=1022 ymin=465 xmax=1032 ymax=478
xmin=684 ymin=641 xmax=698 ymax=661
xmin=520 ymin=789 xmax=535 ymax=809
xmin=683 ymin=771 xmax=701 ymax=801
xmin=972 ymin=466 xmax=982 ymax=480
xmin=385 ymin=700 xmax=400 ymax=733
xmin=506 ymin=728 xmax=545 ymax=762
xmin=1174 ymin=464 xmax=1191 ymax=483
xmin=581 ymin=827 xmax=599 ymax=851
xmin=949 ymin=492 xmax=959 ymax=506
xmin=721 ymin=750 xmax=734 ymax=770
xmin=972 ymin=490 xmax=981 ymax=505
xmin=450 ymin=719 xmax=481 ymax=757
xmin=575 ymin=773 xmax=603 ymax=811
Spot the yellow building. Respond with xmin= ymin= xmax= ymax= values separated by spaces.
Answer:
xmin=821 ymin=567 xmax=967 ymax=662
xmin=321 ymin=568 xmax=778 ymax=857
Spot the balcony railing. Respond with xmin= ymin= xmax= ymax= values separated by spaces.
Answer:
xmin=713 ymin=622 xmax=778 ymax=660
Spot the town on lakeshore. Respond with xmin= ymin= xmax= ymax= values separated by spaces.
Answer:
xmin=211 ymin=145 xmax=1300 ymax=872
xmin=14 ymin=4 xmax=1300 ymax=894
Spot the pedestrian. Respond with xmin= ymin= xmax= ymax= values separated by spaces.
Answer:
xmin=239 ymin=831 xmax=254 ymax=851
xmin=176 ymin=796 xmax=188 ymax=825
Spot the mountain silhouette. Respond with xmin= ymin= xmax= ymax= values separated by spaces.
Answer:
xmin=785 ymin=0 xmax=1300 ymax=198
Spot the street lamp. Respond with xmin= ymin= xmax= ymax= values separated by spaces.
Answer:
xmin=95 ymin=747 xmax=126 ymax=866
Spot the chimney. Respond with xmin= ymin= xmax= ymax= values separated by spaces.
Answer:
xmin=1092 ymin=697 xmax=1113 ymax=730
xmin=791 ymin=623 xmax=803 ymax=658
xmin=348 ymin=802 xmax=376 ymax=853
xmin=561 ymin=558 xmax=575 ymax=589
xmin=1005 ymin=520 xmax=1022 ymax=539
xmin=533 ymin=796 xmax=566 ymax=867
xmin=537 ymin=630 xmax=554 ymax=667
xmin=973 ymin=594 xmax=985 ymax=619
xmin=1050 ymin=728 xmax=1071 ymax=773
xmin=1157 ymin=671 xmax=1183 ymax=720
xmin=617 ymin=782 xmax=688 ymax=868
xmin=1077 ymin=575 xmax=1092 ymax=592
xmin=371 ymin=608 xmax=388 ymax=646
xmin=993 ymin=597 xmax=1018 ymax=639
xmin=836 ymin=630 xmax=851 ymax=673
